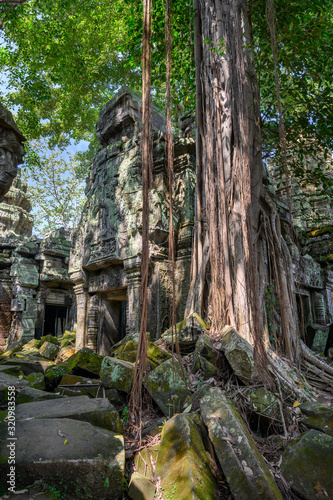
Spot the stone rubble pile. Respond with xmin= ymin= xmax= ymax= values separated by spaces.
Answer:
xmin=0 ymin=321 xmax=332 ymax=500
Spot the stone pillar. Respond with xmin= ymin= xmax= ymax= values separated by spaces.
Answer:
xmin=73 ymin=282 xmax=89 ymax=351
xmin=87 ymin=294 xmax=99 ymax=351
xmin=125 ymin=263 xmax=141 ymax=335
xmin=314 ymin=291 xmax=326 ymax=325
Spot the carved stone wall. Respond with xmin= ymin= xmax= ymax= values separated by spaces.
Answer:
xmin=266 ymin=156 xmax=333 ymax=343
xmin=0 ymin=172 xmax=75 ymax=347
xmin=70 ymin=87 xmax=195 ymax=354
xmin=0 ymin=102 xmax=25 ymax=199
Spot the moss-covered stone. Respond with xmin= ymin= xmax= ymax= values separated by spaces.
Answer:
xmin=8 ymin=395 xmax=123 ymax=433
xmin=44 ymin=361 xmax=72 ymax=391
xmin=40 ymin=334 xmax=60 ymax=346
xmin=300 ymin=401 xmax=333 ymax=437
xmin=193 ymin=334 xmax=218 ymax=366
xmin=16 ymin=387 xmax=64 ymax=405
xmin=281 ymin=430 xmax=333 ymax=500
xmin=58 ymin=331 xmax=76 ymax=348
xmin=111 ymin=334 xmax=170 ymax=370
xmin=155 ymin=414 xmax=217 ymax=500
xmin=0 ymin=341 xmax=23 ymax=359
xmin=66 ymin=347 xmax=103 ymax=377
xmin=22 ymin=338 xmax=42 ymax=351
xmin=145 ymin=358 xmax=190 ymax=417
xmin=39 ymin=341 xmax=60 ymax=361
xmin=192 ymin=334 xmax=219 ymax=379
xmin=0 ymin=418 xmax=125 ymax=499
xmin=200 ymin=387 xmax=282 ymax=500
xmin=26 ymin=371 xmax=45 ymax=390
xmin=128 ymin=472 xmax=156 ymax=500
xmin=134 ymin=444 xmax=160 ymax=480
xmin=219 ymin=327 xmax=259 ymax=385
xmin=159 ymin=313 xmax=209 ymax=346
xmin=100 ymin=357 xmax=135 ymax=393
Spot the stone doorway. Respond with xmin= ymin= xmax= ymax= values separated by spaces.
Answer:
xmin=97 ymin=295 xmax=127 ymax=356
xmin=42 ymin=304 xmax=69 ymax=338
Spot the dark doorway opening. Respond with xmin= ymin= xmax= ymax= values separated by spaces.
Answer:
xmin=42 ymin=304 xmax=69 ymax=338
xmin=97 ymin=299 xmax=127 ymax=356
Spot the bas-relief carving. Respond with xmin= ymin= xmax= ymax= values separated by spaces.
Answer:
xmin=0 ymin=102 xmax=26 ymax=199
xmin=70 ymin=87 xmax=196 ymax=350
xmin=267 ymin=156 xmax=333 ymax=330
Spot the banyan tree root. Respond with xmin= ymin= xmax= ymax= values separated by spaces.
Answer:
xmin=267 ymin=348 xmax=316 ymax=403
xmin=300 ymin=342 xmax=333 ymax=395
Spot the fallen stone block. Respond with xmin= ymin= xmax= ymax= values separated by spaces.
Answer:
xmin=67 ymin=347 xmax=103 ymax=376
xmin=128 ymin=472 xmax=156 ymax=500
xmin=39 ymin=334 xmax=60 ymax=346
xmin=16 ymin=387 xmax=64 ymax=405
xmin=44 ymin=362 xmax=72 ymax=391
xmin=155 ymin=413 xmax=217 ymax=499
xmin=54 ymin=345 xmax=76 ymax=364
xmin=26 ymin=372 xmax=45 ymax=390
xmin=145 ymin=358 xmax=190 ymax=417
xmin=0 ymin=418 xmax=124 ymax=499
xmin=39 ymin=342 xmax=59 ymax=361
xmin=111 ymin=334 xmax=170 ymax=370
xmin=200 ymin=387 xmax=282 ymax=500
xmin=281 ymin=429 xmax=333 ymax=500
xmin=0 ymin=358 xmax=45 ymax=375
xmin=0 ymin=341 xmax=23 ymax=359
xmin=219 ymin=327 xmax=259 ymax=385
xmin=2 ymin=395 xmax=123 ymax=433
xmin=300 ymin=401 xmax=333 ymax=436
xmin=100 ymin=357 xmax=135 ymax=393
xmin=0 ymin=372 xmax=29 ymax=388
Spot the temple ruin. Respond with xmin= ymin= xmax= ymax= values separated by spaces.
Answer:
xmin=69 ymin=87 xmax=195 ymax=355
xmin=0 ymin=104 xmax=75 ymax=348
xmin=1 ymin=90 xmax=333 ymax=356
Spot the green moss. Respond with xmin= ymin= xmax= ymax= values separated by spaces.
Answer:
xmin=308 ymin=226 xmax=333 ymax=237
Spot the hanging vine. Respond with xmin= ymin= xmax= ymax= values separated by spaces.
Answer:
xmin=129 ymin=0 xmax=152 ymax=436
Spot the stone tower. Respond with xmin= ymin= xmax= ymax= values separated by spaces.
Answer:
xmin=69 ymin=87 xmax=196 ymax=355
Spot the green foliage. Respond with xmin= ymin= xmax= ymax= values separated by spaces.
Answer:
xmin=21 ymin=140 xmax=87 ymax=235
xmin=0 ymin=0 xmax=195 ymax=143
xmin=0 ymin=0 xmax=331 ymax=200
xmin=252 ymin=0 xmax=333 ymax=167
xmin=0 ymin=0 xmax=137 ymax=145
xmin=121 ymin=406 xmax=129 ymax=424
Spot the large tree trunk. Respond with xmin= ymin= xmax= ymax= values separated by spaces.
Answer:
xmin=197 ymin=0 xmax=262 ymax=339
xmin=188 ymin=0 xmax=300 ymax=371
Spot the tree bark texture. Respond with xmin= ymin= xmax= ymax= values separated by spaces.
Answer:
xmin=129 ymin=0 xmax=152 ymax=427
xmin=189 ymin=0 xmax=300 ymax=368
xmin=196 ymin=0 xmax=262 ymax=341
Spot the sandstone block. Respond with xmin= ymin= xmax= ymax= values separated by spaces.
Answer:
xmin=0 ymin=418 xmax=124 ymax=499
xmin=281 ymin=430 xmax=333 ymax=500
xmin=100 ymin=357 xmax=135 ymax=393
xmin=6 ymin=395 xmax=123 ymax=433
xmin=200 ymin=387 xmax=282 ymax=500
xmin=155 ymin=414 xmax=217 ymax=500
